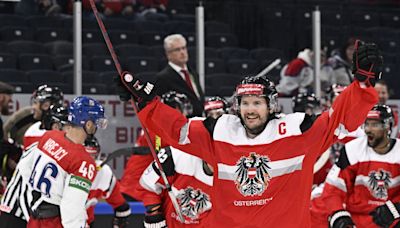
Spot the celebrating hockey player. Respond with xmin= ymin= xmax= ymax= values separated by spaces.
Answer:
xmin=134 ymin=97 xmax=227 ymax=227
xmin=84 ymin=136 xmax=131 ymax=228
xmin=135 ymin=146 xmax=213 ymax=228
xmin=120 ymin=91 xmax=193 ymax=201
xmin=114 ymin=40 xmax=382 ymax=227
xmin=315 ymin=105 xmax=400 ymax=228
xmin=16 ymin=96 xmax=107 ymax=228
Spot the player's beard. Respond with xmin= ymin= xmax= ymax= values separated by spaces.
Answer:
xmin=246 ymin=123 xmax=267 ymax=135
xmin=244 ymin=116 xmax=267 ymax=136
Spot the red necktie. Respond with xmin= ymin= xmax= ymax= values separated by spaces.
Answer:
xmin=181 ymin=69 xmax=195 ymax=92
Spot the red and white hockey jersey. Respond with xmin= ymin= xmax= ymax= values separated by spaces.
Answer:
xmin=313 ymin=126 xmax=365 ymax=185
xmin=313 ymin=136 xmax=400 ymax=228
xmin=119 ymin=130 xmax=169 ymax=199
xmin=138 ymin=81 xmax=377 ymax=227
xmin=86 ymin=161 xmax=126 ymax=224
xmin=135 ymin=147 xmax=213 ymax=227
xmin=23 ymin=121 xmax=46 ymax=149
xmin=18 ymin=130 xmax=97 ymax=228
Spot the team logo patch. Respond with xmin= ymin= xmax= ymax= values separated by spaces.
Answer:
xmin=234 ymin=152 xmax=271 ymax=196
xmin=176 ymin=187 xmax=211 ymax=220
xmin=368 ymin=169 xmax=391 ymax=200
xmin=69 ymin=175 xmax=91 ymax=193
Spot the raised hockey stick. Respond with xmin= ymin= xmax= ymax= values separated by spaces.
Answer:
xmin=256 ymin=58 xmax=281 ymax=77
xmin=87 ymin=0 xmax=185 ymax=222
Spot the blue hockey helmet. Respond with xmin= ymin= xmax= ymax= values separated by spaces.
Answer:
xmin=68 ymin=96 xmax=107 ymax=129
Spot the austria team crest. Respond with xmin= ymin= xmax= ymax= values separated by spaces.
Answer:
xmin=234 ymin=152 xmax=271 ymax=196
xmin=368 ymin=169 xmax=391 ymax=200
xmin=176 ymin=187 xmax=211 ymax=220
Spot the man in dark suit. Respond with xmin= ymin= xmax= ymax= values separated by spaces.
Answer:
xmin=155 ymin=34 xmax=204 ymax=117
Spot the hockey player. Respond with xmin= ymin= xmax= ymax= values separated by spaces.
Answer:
xmin=23 ymin=85 xmax=64 ymax=149
xmin=291 ymin=92 xmax=321 ymax=115
xmin=315 ymin=105 xmax=400 ymax=228
xmin=0 ymin=104 xmax=69 ymax=228
xmin=1 ymin=85 xmax=63 ymax=199
xmin=204 ymin=96 xmax=229 ymax=119
xmin=135 ymin=146 xmax=213 ymax=228
xmin=84 ymin=136 xmax=131 ymax=228
xmin=119 ymin=91 xmax=193 ymax=201
xmin=3 ymin=85 xmax=64 ymax=148
xmin=16 ymin=96 xmax=106 ymax=228
xmin=310 ymin=84 xmax=369 ymax=226
xmin=136 ymin=97 xmax=226 ymax=227
xmin=115 ymin=40 xmax=382 ymax=227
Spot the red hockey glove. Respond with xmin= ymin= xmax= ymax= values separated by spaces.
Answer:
xmin=352 ymin=39 xmax=383 ymax=87
xmin=112 ymin=203 xmax=131 ymax=228
xmin=329 ymin=210 xmax=355 ymax=228
xmin=370 ymin=200 xmax=400 ymax=227
xmin=114 ymin=72 xmax=156 ymax=108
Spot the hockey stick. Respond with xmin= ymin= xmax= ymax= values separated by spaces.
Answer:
xmin=87 ymin=1 xmax=185 ymax=222
xmin=100 ymin=146 xmax=150 ymax=167
xmin=256 ymin=58 xmax=281 ymax=77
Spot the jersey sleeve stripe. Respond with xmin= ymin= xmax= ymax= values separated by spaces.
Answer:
xmin=179 ymin=122 xmax=190 ymax=145
xmin=325 ymin=165 xmax=347 ymax=192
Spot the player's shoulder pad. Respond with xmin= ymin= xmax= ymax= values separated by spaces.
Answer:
xmin=335 ymin=146 xmax=350 ymax=170
xmin=152 ymin=146 xmax=175 ymax=177
xmin=340 ymin=136 xmax=368 ymax=166
xmin=276 ymin=112 xmax=307 ymax=132
xmin=203 ymin=116 xmax=219 ymax=137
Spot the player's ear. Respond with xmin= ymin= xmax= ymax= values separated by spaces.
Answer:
xmin=85 ymin=120 xmax=97 ymax=135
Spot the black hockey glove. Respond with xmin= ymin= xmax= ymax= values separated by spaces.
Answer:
xmin=143 ymin=204 xmax=167 ymax=228
xmin=370 ymin=200 xmax=400 ymax=227
xmin=114 ymin=72 xmax=156 ymax=108
xmin=329 ymin=210 xmax=355 ymax=228
xmin=352 ymin=39 xmax=383 ymax=87
xmin=113 ymin=75 xmax=132 ymax=102
xmin=0 ymin=139 xmax=22 ymax=157
xmin=112 ymin=203 xmax=131 ymax=228
xmin=144 ymin=213 xmax=167 ymax=228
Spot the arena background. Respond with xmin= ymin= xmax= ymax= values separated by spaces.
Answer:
xmin=1 ymin=0 xmax=400 ymax=227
